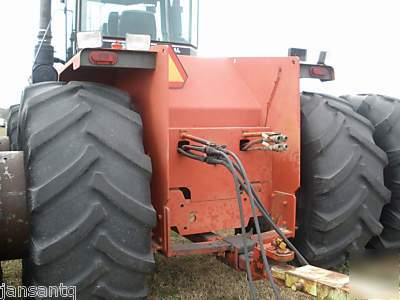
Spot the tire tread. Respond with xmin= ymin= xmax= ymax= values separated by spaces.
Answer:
xmin=296 ymin=92 xmax=388 ymax=267
xmin=21 ymin=81 xmax=155 ymax=299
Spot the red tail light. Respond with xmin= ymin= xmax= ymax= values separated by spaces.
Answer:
xmin=89 ymin=51 xmax=118 ymax=65
xmin=309 ymin=66 xmax=330 ymax=77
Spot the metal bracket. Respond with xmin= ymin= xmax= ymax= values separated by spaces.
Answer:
xmin=0 ymin=151 xmax=29 ymax=260
xmin=317 ymin=51 xmax=327 ymax=65
xmin=0 ymin=137 xmax=10 ymax=151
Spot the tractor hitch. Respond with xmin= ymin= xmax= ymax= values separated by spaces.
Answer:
xmin=223 ymin=232 xmax=353 ymax=299
xmin=222 ymin=230 xmax=295 ymax=278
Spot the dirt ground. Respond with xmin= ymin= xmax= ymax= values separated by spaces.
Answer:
xmin=2 ymin=256 xmax=313 ymax=300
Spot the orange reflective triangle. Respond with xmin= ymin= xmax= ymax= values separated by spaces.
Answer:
xmin=169 ymin=55 xmax=184 ymax=83
xmin=167 ymin=46 xmax=188 ymax=89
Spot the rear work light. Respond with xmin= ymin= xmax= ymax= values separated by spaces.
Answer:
xmin=89 ymin=51 xmax=118 ymax=65
xmin=77 ymin=31 xmax=103 ymax=49
xmin=126 ymin=34 xmax=151 ymax=51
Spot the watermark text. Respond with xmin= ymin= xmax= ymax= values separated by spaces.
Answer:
xmin=0 ymin=283 xmax=76 ymax=299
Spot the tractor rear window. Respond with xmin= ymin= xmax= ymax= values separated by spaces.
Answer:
xmin=80 ymin=0 xmax=199 ymax=47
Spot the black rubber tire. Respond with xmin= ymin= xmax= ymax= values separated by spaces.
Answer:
xmin=295 ymin=92 xmax=390 ymax=267
xmin=19 ymin=81 xmax=156 ymax=299
xmin=7 ymin=104 xmax=20 ymax=150
xmin=342 ymin=94 xmax=400 ymax=249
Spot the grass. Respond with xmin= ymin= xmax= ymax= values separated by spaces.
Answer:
xmin=1 ymin=260 xmax=21 ymax=287
xmin=149 ymin=254 xmax=312 ymax=300
xmin=2 ymin=256 xmax=312 ymax=300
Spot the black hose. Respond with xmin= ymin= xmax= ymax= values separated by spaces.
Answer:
xmin=217 ymin=151 xmax=281 ymax=300
xmin=178 ymin=141 xmax=309 ymax=299
xmin=229 ymin=150 xmax=308 ymax=265
xmin=182 ymin=144 xmax=206 ymax=152
xmin=182 ymin=145 xmax=280 ymax=300
xmin=251 ymin=187 xmax=308 ymax=266
xmin=201 ymin=146 xmax=280 ymax=299
xmin=178 ymin=146 xmax=258 ymax=298
xmin=219 ymin=159 xmax=258 ymax=300
xmin=225 ymin=150 xmax=308 ymax=266
xmin=177 ymin=148 xmax=205 ymax=162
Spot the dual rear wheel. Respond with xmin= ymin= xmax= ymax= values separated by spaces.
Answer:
xmin=8 ymin=82 xmax=399 ymax=298
xmin=7 ymin=104 xmax=20 ymax=150
xmin=298 ymin=92 xmax=400 ymax=266
xmin=342 ymin=94 xmax=400 ymax=249
xmin=296 ymin=92 xmax=390 ymax=267
xmin=18 ymin=82 xmax=156 ymax=299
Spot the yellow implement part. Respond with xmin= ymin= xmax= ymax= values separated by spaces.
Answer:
xmin=272 ymin=265 xmax=350 ymax=300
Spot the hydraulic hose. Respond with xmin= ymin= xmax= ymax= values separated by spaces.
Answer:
xmin=179 ymin=146 xmax=261 ymax=299
xmin=182 ymin=145 xmax=281 ymax=299
xmin=178 ymin=141 xmax=308 ymax=299
xmin=216 ymin=151 xmax=281 ymax=300
xmin=179 ymin=146 xmax=258 ymax=299
xmin=250 ymin=186 xmax=309 ymax=266
xmin=220 ymin=160 xmax=258 ymax=300
xmin=225 ymin=149 xmax=309 ymax=266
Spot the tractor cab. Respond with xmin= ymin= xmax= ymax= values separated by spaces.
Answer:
xmin=65 ymin=0 xmax=199 ymax=58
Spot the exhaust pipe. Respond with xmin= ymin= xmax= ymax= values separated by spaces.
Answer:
xmin=38 ymin=0 xmax=52 ymax=45
xmin=32 ymin=0 xmax=58 ymax=84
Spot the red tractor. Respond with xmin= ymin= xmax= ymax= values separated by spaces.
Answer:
xmin=0 ymin=0 xmax=396 ymax=299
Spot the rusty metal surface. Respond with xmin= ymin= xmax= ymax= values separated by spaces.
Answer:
xmin=168 ymin=128 xmax=273 ymax=236
xmin=0 ymin=151 xmax=28 ymax=260
xmin=272 ymin=264 xmax=351 ymax=300
xmin=264 ymin=242 xmax=294 ymax=263
xmin=250 ymin=230 xmax=294 ymax=264
xmin=0 ymin=137 xmax=10 ymax=151
xmin=223 ymin=233 xmax=256 ymax=254
xmin=171 ymin=240 xmax=230 ymax=256
xmin=184 ymin=232 xmax=221 ymax=243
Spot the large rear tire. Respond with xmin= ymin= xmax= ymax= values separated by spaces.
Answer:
xmin=342 ymin=94 xmax=400 ymax=249
xmin=296 ymin=92 xmax=390 ymax=267
xmin=19 ymin=81 xmax=156 ymax=299
xmin=7 ymin=104 xmax=20 ymax=150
